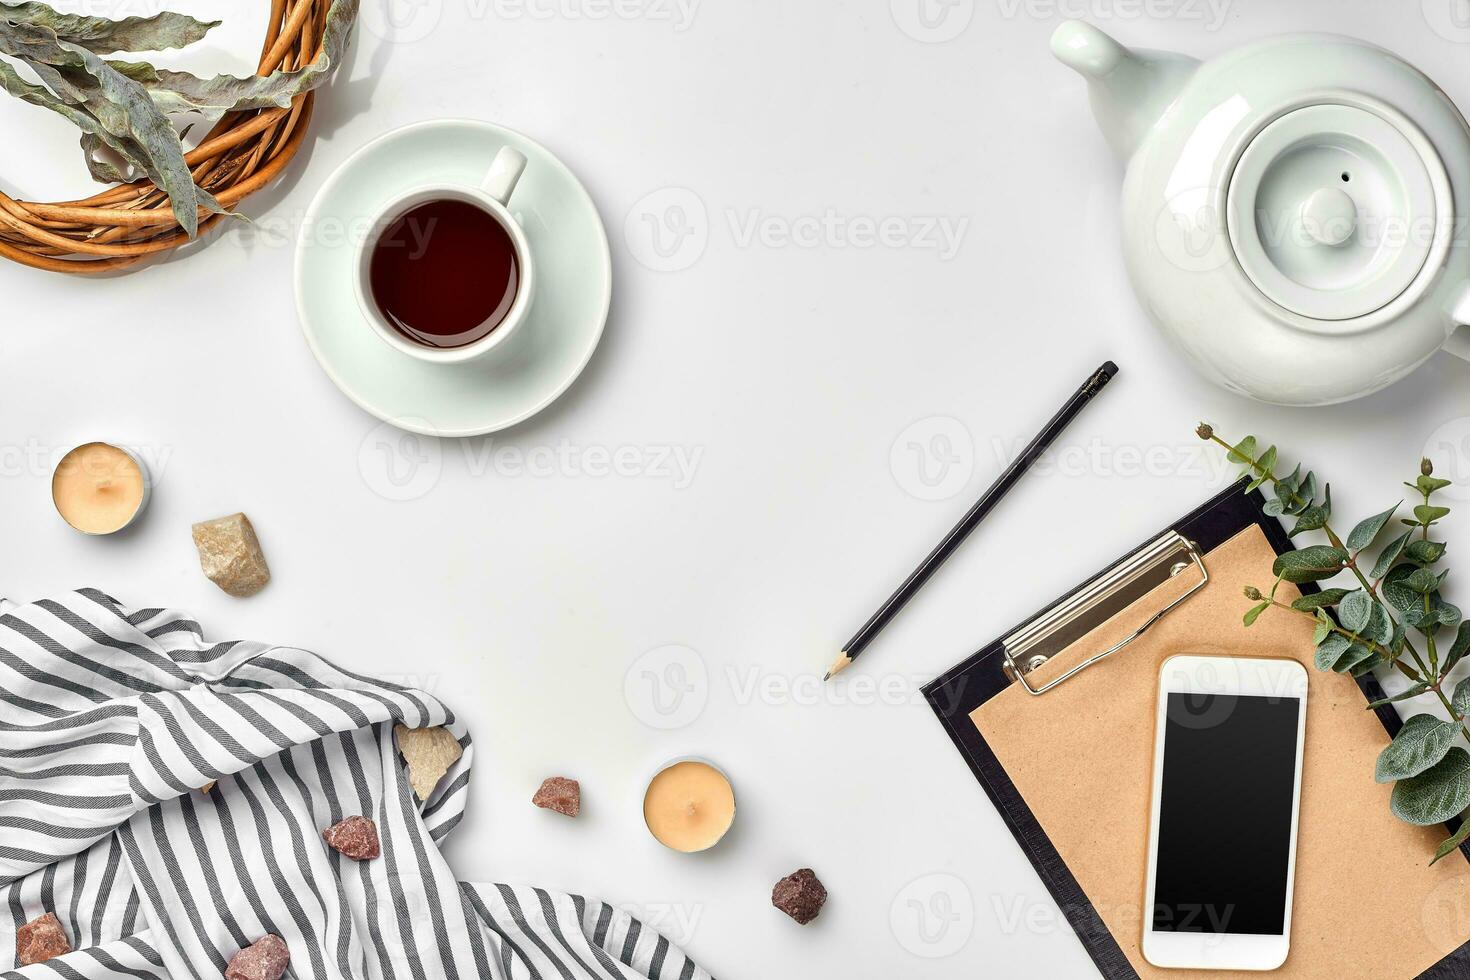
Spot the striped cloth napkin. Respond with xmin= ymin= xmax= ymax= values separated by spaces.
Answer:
xmin=0 ymin=590 xmax=713 ymax=980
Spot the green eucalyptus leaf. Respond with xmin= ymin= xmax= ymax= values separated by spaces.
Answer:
xmin=1391 ymin=747 xmax=1470 ymax=826
xmin=1371 ymin=531 xmax=1414 ymax=580
xmin=1273 ymin=545 xmax=1349 ymax=584
xmin=1348 ymin=504 xmax=1400 ymax=552
xmin=1228 ymin=436 xmax=1258 ymax=466
xmin=1313 ymin=609 xmax=1333 ymax=645
xmin=1407 ymin=539 xmax=1449 ymax=566
xmin=1290 ymin=496 xmax=1331 ymax=536
xmin=1365 ymin=601 xmax=1396 ymax=646
xmin=1385 ymin=565 xmax=1420 ymax=613
xmin=1276 ymin=464 xmax=1302 ymax=498
xmin=1263 ymin=498 xmax=1285 ymax=517
xmin=1446 ymin=623 xmax=1470 ymax=675
xmin=1339 ymin=590 xmax=1374 ymax=632
xmin=1338 ymin=642 xmax=1379 ymax=674
xmin=1243 ymin=601 xmax=1270 ymax=627
xmin=1407 ymin=567 xmax=1445 ymax=594
xmin=1418 ymin=475 xmax=1454 ymax=495
xmin=1366 ymin=682 xmax=1430 ymax=709
xmin=1293 ymin=588 xmax=1352 ymax=612
xmin=1416 ymin=504 xmax=1453 ymax=525
xmin=1452 ymin=677 xmax=1470 ymax=719
xmin=0 ymin=1 xmax=216 ymax=53
xmin=1376 ymin=714 xmax=1462 ymax=782
xmin=1315 ymin=633 xmax=1351 ymax=671
xmin=1351 ymin=652 xmax=1386 ymax=677
xmin=1431 ymin=821 xmax=1470 ymax=866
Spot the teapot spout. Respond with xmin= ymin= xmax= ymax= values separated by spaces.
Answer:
xmin=1051 ymin=20 xmax=1198 ymax=160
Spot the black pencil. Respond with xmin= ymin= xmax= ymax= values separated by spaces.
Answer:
xmin=824 ymin=360 xmax=1120 ymax=681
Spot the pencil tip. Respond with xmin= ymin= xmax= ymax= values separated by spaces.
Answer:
xmin=824 ymin=653 xmax=853 ymax=682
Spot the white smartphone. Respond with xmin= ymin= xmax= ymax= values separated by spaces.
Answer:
xmin=1142 ymin=655 xmax=1308 ymax=971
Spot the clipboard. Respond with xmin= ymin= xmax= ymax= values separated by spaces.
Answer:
xmin=923 ymin=480 xmax=1470 ymax=979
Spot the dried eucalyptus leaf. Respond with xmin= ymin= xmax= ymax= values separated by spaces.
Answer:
xmin=0 ymin=1 xmax=216 ymax=54
xmin=0 ymin=19 xmax=211 ymax=234
xmin=79 ymin=131 xmax=134 ymax=182
xmin=119 ymin=0 xmax=358 ymax=115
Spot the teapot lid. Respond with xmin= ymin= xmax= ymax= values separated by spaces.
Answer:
xmin=1225 ymin=103 xmax=1442 ymax=321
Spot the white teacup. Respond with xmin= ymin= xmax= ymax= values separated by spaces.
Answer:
xmin=354 ymin=145 xmax=533 ymax=364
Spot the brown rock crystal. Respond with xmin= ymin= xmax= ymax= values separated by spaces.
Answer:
xmin=191 ymin=513 xmax=270 ymax=598
xmin=16 ymin=912 xmax=70 ymax=966
xmin=772 ymin=868 xmax=827 ymax=925
xmin=394 ymin=724 xmax=462 ymax=800
xmin=224 ymin=935 xmax=289 ymax=980
xmin=323 ymin=815 xmax=381 ymax=860
xmin=532 ymin=776 xmax=580 ymax=817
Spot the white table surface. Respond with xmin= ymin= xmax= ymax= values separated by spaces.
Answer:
xmin=6 ymin=1 xmax=1470 ymax=975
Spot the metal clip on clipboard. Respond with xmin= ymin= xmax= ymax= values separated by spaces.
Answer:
xmin=1002 ymin=531 xmax=1209 ymax=696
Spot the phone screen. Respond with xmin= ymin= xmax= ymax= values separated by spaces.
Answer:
xmin=1152 ymin=692 xmax=1302 ymax=936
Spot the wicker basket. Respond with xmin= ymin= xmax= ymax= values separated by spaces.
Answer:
xmin=0 ymin=0 xmax=328 ymax=274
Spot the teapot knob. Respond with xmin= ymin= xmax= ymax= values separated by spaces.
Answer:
xmin=1300 ymin=186 xmax=1357 ymax=247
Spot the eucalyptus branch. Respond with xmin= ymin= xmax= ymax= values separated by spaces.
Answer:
xmin=1199 ymin=423 xmax=1470 ymax=862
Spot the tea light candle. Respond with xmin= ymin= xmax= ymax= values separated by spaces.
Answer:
xmin=643 ymin=759 xmax=736 ymax=853
xmin=51 ymin=442 xmax=149 ymax=535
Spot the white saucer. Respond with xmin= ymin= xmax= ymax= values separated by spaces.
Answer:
xmin=294 ymin=119 xmax=611 ymax=437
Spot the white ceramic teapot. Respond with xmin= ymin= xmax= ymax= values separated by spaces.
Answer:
xmin=1052 ymin=20 xmax=1470 ymax=405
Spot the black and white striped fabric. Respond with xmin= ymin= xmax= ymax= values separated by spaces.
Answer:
xmin=0 ymin=590 xmax=712 ymax=980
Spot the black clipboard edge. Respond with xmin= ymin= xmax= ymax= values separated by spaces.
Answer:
xmin=921 ymin=479 xmax=1470 ymax=979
